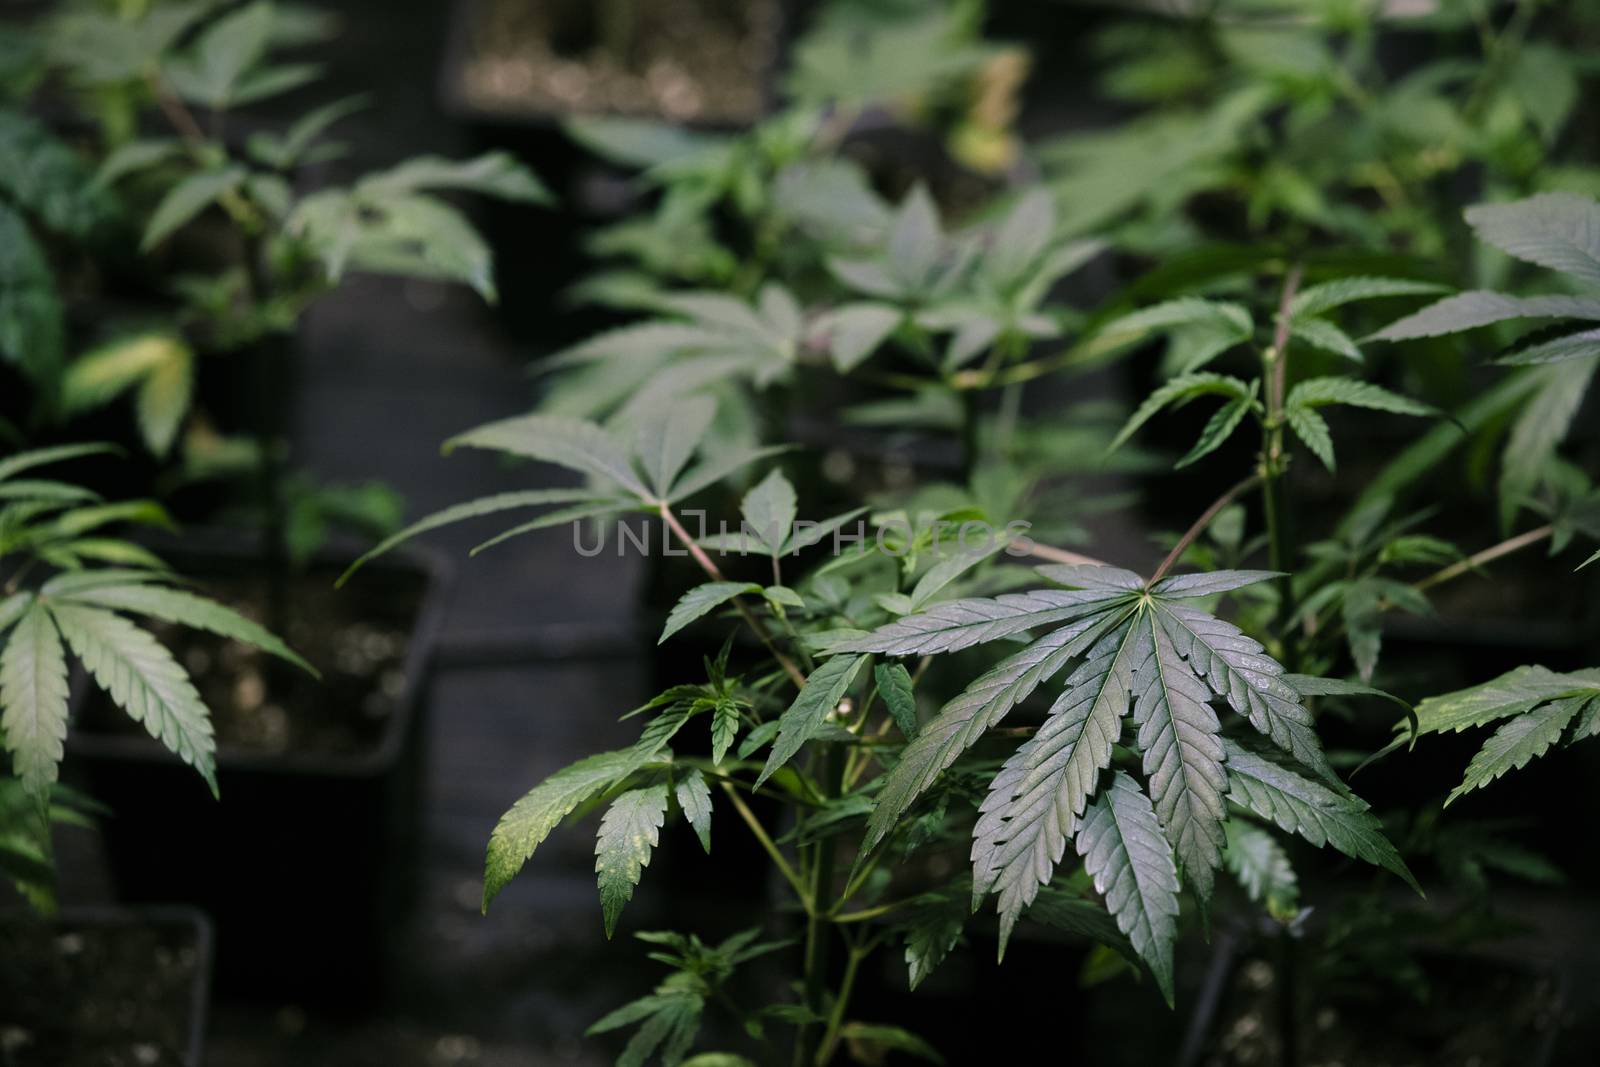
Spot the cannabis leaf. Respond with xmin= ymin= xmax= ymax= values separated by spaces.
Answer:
xmin=842 ymin=564 xmax=1388 ymax=989
xmin=483 ymin=704 xmax=693 ymax=910
xmin=1403 ymin=665 xmax=1600 ymax=806
xmin=597 ymin=784 xmax=671 ymax=937
xmin=758 ymin=653 xmax=867 ymax=785
xmin=0 ymin=603 xmax=69 ymax=799
xmin=1107 ymin=373 xmax=1260 ymax=466
xmin=660 ymin=583 xmax=761 ymax=645
xmin=1373 ymin=194 xmax=1600 ymax=521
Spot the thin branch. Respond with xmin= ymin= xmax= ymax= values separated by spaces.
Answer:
xmin=1411 ymin=524 xmax=1553 ymax=594
xmin=1146 ymin=473 xmax=1264 ymax=588
xmin=719 ymin=780 xmax=811 ymax=910
xmin=1267 ymin=262 xmax=1304 ymax=418
xmin=659 ymin=502 xmax=808 ymax=689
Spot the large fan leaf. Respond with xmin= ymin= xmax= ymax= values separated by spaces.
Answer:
xmin=1075 ymin=771 xmax=1179 ymax=1005
xmin=47 ymin=602 xmax=216 ymax=794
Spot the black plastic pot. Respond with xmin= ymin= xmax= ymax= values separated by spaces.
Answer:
xmin=65 ymin=532 xmax=450 ymax=1004
xmin=0 ymin=905 xmax=212 ymax=1067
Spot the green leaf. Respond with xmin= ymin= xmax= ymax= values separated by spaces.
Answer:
xmin=1288 ymin=277 xmax=1448 ymax=320
xmin=46 ymin=602 xmax=216 ymax=795
xmin=1497 ymin=327 xmax=1600 ymax=366
xmin=1446 ymin=698 xmax=1584 ymax=807
xmin=1131 ymin=610 xmax=1226 ymax=902
xmin=835 ymin=1023 xmax=944 ymax=1065
xmin=1373 ymin=291 xmax=1600 ymax=341
xmin=93 ymin=138 xmax=183 ymax=188
xmin=1075 ymin=771 xmax=1179 ymax=1006
xmin=740 ymin=469 xmax=797 ymax=556
xmin=901 ymin=890 xmax=966 ymax=991
xmin=660 ymin=582 xmax=760 ymax=645
xmin=1221 ymin=738 xmax=1419 ymax=893
xmin=1150 ymin=570 xmax=1281 ymax=599
xmin=165 ymin=0 xmax=273 ymax=107
xmin=1465 ymin=193 xmax=1600 ymax=287
xmin=1288 ymin=317 xmax=1363 ymax=363
xmin=860 ymin=607 xmax=1129 ymax=853
xmin=1223 ymin=820 xmax=1299 ymax=921
xmin=596 ymin=783 xmax=670 ymax=937
xmin=445 ymin=414 xmax=648 ymax=499
xmin=819 ymin=303 xmax=901 ymax=373
xmin=483 ymin=749 xmax=637 ymax=909
xmin=675 ymin=769 xmax=712 ymax=853
xmin=1286 ymin=406 xmax=1336 ymax=471
xmin=62 ymin=334 xmax=188 ymax=417
xmin=55 ymin=583 xmax=313 ymax=676
xmin=986 ymin=189 xmax=1056 ymax=288
xmin=666 ymin=444 xmax=795 ymax=505
xmin=1499 ymin=358 xmax=1596 ymax=523
xmin=1411 ymin=665 xmax=1592 ymax=738
xmin=1107 ymin=373 xmax=1253 ymax=456
xmin=973 ymin=619 xmax=1136 ymax=946
xmin=359 ymin=152 xmax=553 ymax=205
xmin=338 ymin=489 xmax=602 ymax=585
xmin=1089 ymin=299 xmax=1253 ymax=373
xmin=247 ymin=94 xmax=367 ymax=169
xmin=1175 ymin=390 xmax=1255 ymax=469
xmin=757 ymin=654 xmax=867 ymax=786
xmin=710 ymin=701 xmax=739 ymax=766
xmin=1286 ymin=377 xmax=1433 ymax=417
xmin=0 ymin=444 xmax=118 ymax=484
xmin=839 ymin=588 xmax=1131 ymax=657
xmin=135 ymin=341 xmax=193 ymax=457
xmin=0 ymin=593 xmax=31 ymax=635
xmin=634 ymin=395 xmax=716 ymax=499
xmin=874 ymin=662 xmax=918 ymax=740
xmin=141 ymin=166 xmax=246 ymax=250
xmin=0 ymin=604 xmax=69 ymax=798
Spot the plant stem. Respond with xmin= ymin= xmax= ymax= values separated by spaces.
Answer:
xmin=797 ymin=745 xmax=844 ymax=1067
xmin=1261 ymin=263 xmax=1304 ymax=625
xmin=658 ymin=502 xmax=808 ymax=689
xmin=815 ymin=939 xmax=871 ymax=1067
xmin=1410 ymin=524 xmax=1554 ymax=594
xmin=1146 ymin=473 xmax=1264 ymax=588
xmin=718 ymin=781 xmax=810 ymax=908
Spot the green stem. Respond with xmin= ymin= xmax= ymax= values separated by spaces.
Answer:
xmin=814 ymin=939 xmax=871 ymax=1067
xmin=796 ymin=746 xmax=843 ymax=1066
xmin=719 ymin=781 xmax=811 ymax=909
xmin=1261 ymin=263 xmax=1304 ymax=629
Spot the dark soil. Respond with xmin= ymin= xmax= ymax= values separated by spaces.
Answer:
xmin=1199 ymin=951 xmax=1563 ymax=1067
xmin=452 ymin=0 xmax=777 ymax=124
xmin=0 ymin=915 xmax=202 ymax=1067
xmin=82 ymin=564 xmax=422 ymax=758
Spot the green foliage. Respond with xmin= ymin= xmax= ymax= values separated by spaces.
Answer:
xmin=0 ymin=446 xmax=308 ymax=908
xmin=1400 ymin=666 xmax=1600 ymax=806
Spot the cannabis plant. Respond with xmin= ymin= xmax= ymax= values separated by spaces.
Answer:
xmin=0 ymin=443 xmax=309 ymax=909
